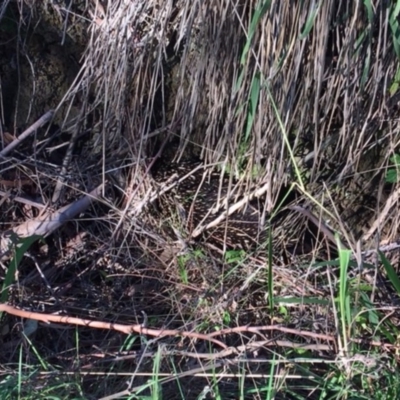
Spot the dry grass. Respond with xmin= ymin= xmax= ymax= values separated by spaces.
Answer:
xmin=0 ymin=0 xmax=400 ymax=399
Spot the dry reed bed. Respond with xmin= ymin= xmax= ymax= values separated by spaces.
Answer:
xmin=0 ymin=0 xmax=399 ymax=398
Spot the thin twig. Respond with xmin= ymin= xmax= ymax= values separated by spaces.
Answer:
xmin=51 ymin=125 xmax=79 ymax=204
xmin=0 ymin=110 xmax=54 ymax=157
xmin=0 ymin=190 xmax=45 ymax=209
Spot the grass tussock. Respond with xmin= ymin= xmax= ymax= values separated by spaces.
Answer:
xmin=0 ymin=0 xmax=400 ymax=399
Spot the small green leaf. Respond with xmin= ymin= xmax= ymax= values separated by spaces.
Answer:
xmin=222 ymin=311 xmax=231 ymax=324
xmin=385 ymin=168 xmax=398 ymax=183
xmin=385 ymin=154 xmax=400 ymax=182
xmin=390 ymin=154 xmax=400 ymax=165
xmin=224 ymin=249 xmax=245 ymax=264
xmin=1 ymin=235 xmax=42 ymax=319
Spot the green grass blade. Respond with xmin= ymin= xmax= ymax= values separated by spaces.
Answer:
xmin=379 ymin=250 xmax=400 ymax=295
xmin=337 ymin=235 xmax=351 ymax=348
xmin=299 ymin=3 xmax=320 ymax=40
xmin=363 ymin=0 xmax=373 ymax=24
xmin=389 ymin=1 xmax=400 ymax=59
xmin=240 ymin=1 xmax=272 ymax=66
xmin=265 ymin=87 xmax=304 ymax=189
xmin=151 ymin=345 xmax=162 ymax=400
xmin=244 ymin=72 xmax=261 ymax=142
xmin=266 ymin=354 xmax=276 ymax=400
xmin=390 ymin=66 xmax=400 ymax=95
xmin=267 ymin=223 xmax=273 ymax=311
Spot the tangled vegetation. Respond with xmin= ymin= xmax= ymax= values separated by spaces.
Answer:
xmin=1 ymin=0 xmax=400 ymax=398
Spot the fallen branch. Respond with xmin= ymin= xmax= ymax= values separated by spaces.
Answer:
xmin=0 ymin=303 xmax=227 ymax=349
xmin=0 ymin=182 xmax=106 ymax=257
xmin=0 ymin=303 xmax=343 ymax=352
